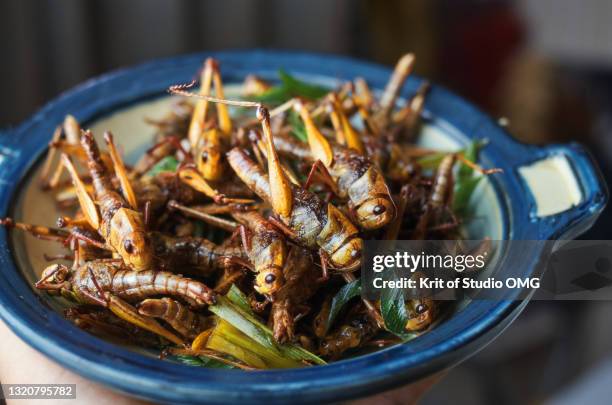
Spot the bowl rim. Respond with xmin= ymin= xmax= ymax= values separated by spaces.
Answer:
xmin=0 ymin=49 xmax=606 ymax=404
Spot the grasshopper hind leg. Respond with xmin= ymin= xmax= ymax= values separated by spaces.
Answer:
xmin=304 ymin=160 xmax=339 ymax=195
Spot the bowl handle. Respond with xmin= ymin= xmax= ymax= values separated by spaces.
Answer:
xmin=516 ymin=142 xmax=608 ymax=239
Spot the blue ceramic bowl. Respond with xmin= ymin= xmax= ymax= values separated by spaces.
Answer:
xmin=0 ymin=51 xmax=607 ymax=404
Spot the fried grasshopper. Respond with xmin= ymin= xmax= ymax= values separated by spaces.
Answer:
xmin=164 ymin=90 xmax=364 ymax=273
xmin=59 ymin=131 xmax=154 ymax=270
xmin=138 ymin=297 xmax=213 ymax=339
xmin=243 ymin=106 xmax=362 ymax=272
xmin=150 ymin=231 xmax=245 ymax=275
xmin=269 ymin=101 xmax=397 ymax=230
xmin=177 ymin=58 xmax=253 ymax=206
xmin=319 ymin=304 xmax=379 ymax=360
xmin=36 ymin=261 xmax=216 ymax=345
xmin=269 ymin=247 xmax=319 ymax=343
xmin=168 ymin=202 xmax=287 ymax=295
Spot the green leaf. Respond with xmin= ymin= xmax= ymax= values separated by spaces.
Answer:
xmin=210 ymin=293 xmax=326 ymax=366
xmin=278 ymin=69 xmax=329 ymax=100
xmin=210 ymin=296 xmax=277 ymax=352
xmin=174 ymin=354 xmax=236 ymax=369
xmin=417 ymin=152 xmax=447 ymax=169
xmin=453 ymin=175 xmax=482 ymax=216
xmin=457 ymin=140 xmax=480 ymax=180
xmin=250 ymin=69 xmax=329 ymax=105
xmin=287 ymin=110 xmax=308 ymax=142
xmin=146 ymin=156 xmax=179 ymax=177
xmin=208 ymin=320 xmax=290 ymax=368
xmin=227 ymin=284 xmax=252 ymax=314
xmin=326 ymin=279 xmax=361 ymax=334
xmin=453 ymin=139 xmax=487 ymax=217
xmin=277 ymin=340 xmax=326 ymax=366
xmin=381 ymin=284 xmax=410 ymax=338
xmin=175 ymin=354 xmax=204 ymax=366
xmin=416 ymin=139 xmax=487 ymax=170
xmin=251 ymin=86 xmax=292 ymax=104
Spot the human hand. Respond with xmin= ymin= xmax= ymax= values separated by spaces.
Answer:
xmin=0 ymin=319 xmax=148 ymax=405
xmin=349 ymin=372 xmax=443 ymax=405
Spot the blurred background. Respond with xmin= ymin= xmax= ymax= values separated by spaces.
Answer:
xmin=1 ymin=0 xmax=612 ymax=403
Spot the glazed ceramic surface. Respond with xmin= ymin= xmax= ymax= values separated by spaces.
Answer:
xmin=0 ymin=51 xmax=606 ymax=404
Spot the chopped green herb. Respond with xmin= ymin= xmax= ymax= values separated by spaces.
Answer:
xmin=457 ymin=140 xmax=480 ymax=180
xmin=416 ymin=151 xmax=452 ymax=169
xmin=252 ymin=86 xmax=292 ymax=104
xmin=227 ymin=284 xmax=252 ymax=314
xmin=251 ymin=69 xmax=329 ymax=105
xmin=207 ymin=320 xmax=285 ymax=368
xmin=416 ymin=139 xmax=487 ymax=170
xmin=453 ymin=139 xmax=486 ymax=216
xmin=174 ymin=354 xmax=236 ymax=369
xmin=287 ymin=110 xmax=308 ymax=142
xmin=326 ymin=279 xmax=361 ymax=334
xmin=278 ymin=69 xmax=329 ymax=100
xmin=145 ymin=156 xmax=179 ymax=177
xmin=210 ymin=296 xmax=277 ymax=352
xmin=453 ymin=176 xmax=482 ymax=216
xmin=380 ymin=282 xmax=410 ymax=339
xmin=210 ymin=290 xmax=326 ymax=366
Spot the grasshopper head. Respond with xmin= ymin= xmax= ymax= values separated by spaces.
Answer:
xmin=36 ymin=264 xmax=72 ymax=293
xmin=110 ymin=208 xmax=154 ymax=271
xmin=329 ymin=237 xmax=363 ymax=270
xmin=405 ymin=301 xmax=434 ymax=332
xmin=196 ymin=128 xmax=223 ymax=182
xmin=355 ymin=197 xmax=396 ymax=230
xmin=254 ymin=266 xmax=285 ymax=295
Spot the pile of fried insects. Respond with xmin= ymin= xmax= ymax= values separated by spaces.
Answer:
xmin=1 ymin=54 xmax=500 ymax=369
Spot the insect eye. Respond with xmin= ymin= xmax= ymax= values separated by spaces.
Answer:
xmin=201 ymin=151 xmax=208 ymax=161
xmin=124 ymin=240 xmax=135 ymax=254
xmin=373 ymin=204 xmax=386 ymax=215
xmin=416 ymin=303 xmax=428 ymax=314
xmin=265 ymin=274 xmax=276 ymax=284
